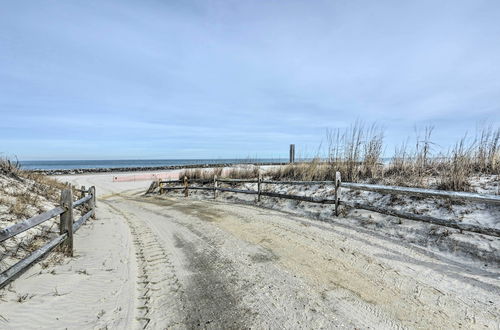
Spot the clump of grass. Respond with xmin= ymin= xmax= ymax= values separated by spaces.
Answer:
xmin=8 ymin=201 xmax=30 ymax=218
xmin=437 ymin=137 xmax=473 ymax=191
xmin=270 ymin=122 xmax=384 ymax=182
xmin=326 ymin=122 xmax=385 ymax=182
xmin=16 ymin=293 xmax=32 ymax=303
xmin=435 ymin=126 xmax=499 ymax=191
xmin=268 ymin=159 xmax=333 ymax=181
xmin=224 ymin=166 xmax=260 ymax=179
xmin=472 ymin=125 xmax=499 ymax=173
xmin=179 ymin=166 xmax=260 ymax=180
xmin=384 ymin=126 xmax=438 ymax=187
xmin=0 ymin=156 xmax=21 ymax=179
xmin=8 ymin=191 xmax=35 ymax=218
xmin=179 ymin=168 xmax=222 ymax=180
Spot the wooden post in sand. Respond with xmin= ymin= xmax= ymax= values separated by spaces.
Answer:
xmin=184 ymin=176 xmax=189 ymax=197
xmin=59 ymin=188 xmax=74 ymax=256
xmin=158 ymin=180 xmax=163 ymax=195
xmin=80 ymin=185 xmax=87 ymax=213
xmin=213 ymin=175 xmax=218 ymax=199
xmin=257 ymin=171 xmax=262 ymax=202
xmin=334 ymin=171 xmax=341 ymax=216
xmin=289 ymin=144 xmax=295 ymax=163
xmin=89 ymin=186 xmax=96 ymax=219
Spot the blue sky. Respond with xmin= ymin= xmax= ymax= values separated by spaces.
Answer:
xmin=1 ymin=0 xmax=499 ymax=160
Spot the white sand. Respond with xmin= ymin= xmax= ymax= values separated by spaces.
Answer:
xmin=0 ymin=169 xmax=499 ymax=328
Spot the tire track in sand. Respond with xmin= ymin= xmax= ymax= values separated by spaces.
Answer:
xmin=102 ymin=199 xmax=185 ymax=329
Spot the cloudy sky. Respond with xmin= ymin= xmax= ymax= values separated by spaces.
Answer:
xmin=1 ymin=0 xmax=499 ymax=160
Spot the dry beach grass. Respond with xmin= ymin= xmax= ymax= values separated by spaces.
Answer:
xmin=179 ymin=165 xmax=260 ymax=181
xmin=269 ymin=124 xmax=499 ymax=192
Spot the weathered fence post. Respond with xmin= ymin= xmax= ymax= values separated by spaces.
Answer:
xmin=257 ymin=171 xmax=262 ymax=202
xmin=59 ymin=187 xmax=74 ymax=256
xmin=335 ymin=171 xmax=341 ymax=216
xmin=184 ymin=176 xmax=189 ymax=197
xmin=289 ymin=144 xmax=295 ymax=163
xmin=159 ymin=180 xmax=164 ymax=195
xmin=89 ymin=186 xmax=96 ymax=219
xmin=213 ymin=175 xmax=218 ymax=199
xmin=80 ymin=185 xmax=87 ymax=213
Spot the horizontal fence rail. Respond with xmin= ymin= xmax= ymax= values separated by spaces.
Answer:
xmin=154 ymin=174 xmax=500 ymax=238
xmin=0 ymin=234 xmax=67 ymax=288
xmin=218 ymin=178 xmax=259 ymax=183
xmin=0 ymin=207 xmax=65 ymax=243
xmin=0 ymin=185 xmax=96 ymax=289
xmin=73 ymin=194 xmax=92 ymax=208
xmin=261 ymin=180 xmax=500 ymax=205
xmin=341 ymin=201 xmax=500 ymax=237
xmin=260 ymin=191 xmax=336 ymax=204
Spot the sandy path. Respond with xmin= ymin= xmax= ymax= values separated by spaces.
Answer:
xmin=108 ymin=193 xmax=500 ymax=329
xmin=1 ymin=171 xmax=499 ymax=328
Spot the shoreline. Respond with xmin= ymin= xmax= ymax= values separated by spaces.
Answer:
xmin=29 ymin=161 xmax=288 ymax=176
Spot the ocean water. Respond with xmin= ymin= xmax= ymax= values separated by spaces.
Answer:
xmin=19 ymin=159 xmax=288 ymax=170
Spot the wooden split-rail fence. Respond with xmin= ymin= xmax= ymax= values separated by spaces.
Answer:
xmin=149 ymin=173 xmax=500 ymax=238
xmin=0 ymin=186 xmax=96 ymax=289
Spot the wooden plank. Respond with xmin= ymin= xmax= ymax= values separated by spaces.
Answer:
xmin=214 ymin=175 xmax=218 ymax=199
xmin=257 ymin=172 xmax=262 ymax=202
xmin=218 ymin=178 xmax=259 ymax=183
xmin=163 ymin=187 xmax=186 ymax=191
xmin=189 ymin=179 xmax=213 ymax=183
xmin=73 ymin=210 xmax=93 ymax=233
xmin=59 ymin=189 xmax=74 ymax=256
xmin=72 ymin=194 xmax=92 ymax=208
xmin=341 ymin=201 xmax=500 ymax=238
xmin=215 ymin=187 xmax=335 ymax=202
xmin=335 ymin=171 xmax=341 ymax=216
xmin=186 ymin=186 xmax=213 ymax=191
xmin=217 ymin=187 xmax=259 ymax=195
xmin=161 ymin=178 xmax=210 ymax=183
xmin=0 ymin=207 xmax=65 ymax=243
xmin=261 ymin=191 xmax=336 ymax=204
xmin=184 ymin=176 xmax=189 ymax=197
xmin=261 ymin=180 xmax=335 ymax=185
xmin=147 ymin=180 xmax=158 ymax=194
xmin=0 ymin=234 xmax=67 ymax=289
xmin=88 ymin=186 xmax=96 ymax=219
xmin=260 ymin=180 xmax=500 ymax=204
xmin=341 ymin=182 xmax=500 ymax=204
xmin=163 ymin=186 xmax=220 ymax=192
xmin=160 ymin=179 xmax=182 ymax=184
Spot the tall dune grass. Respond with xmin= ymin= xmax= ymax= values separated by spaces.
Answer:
xmin=179 ymin=165 xmax=260 ymax=180
xmin=0 ymin=157 xmax=69 ymax=205
xmin=268 ymin=124 xmax=500 ymax=192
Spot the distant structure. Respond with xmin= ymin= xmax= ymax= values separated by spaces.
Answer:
xmin=289 ymin=144 xmax=295 ymax=163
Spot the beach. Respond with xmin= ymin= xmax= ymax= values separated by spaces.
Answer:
xmin=1 ymin=169 xmax=499 ymax=328
xmin=3 ymin=1 xmax=500 ymax=328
